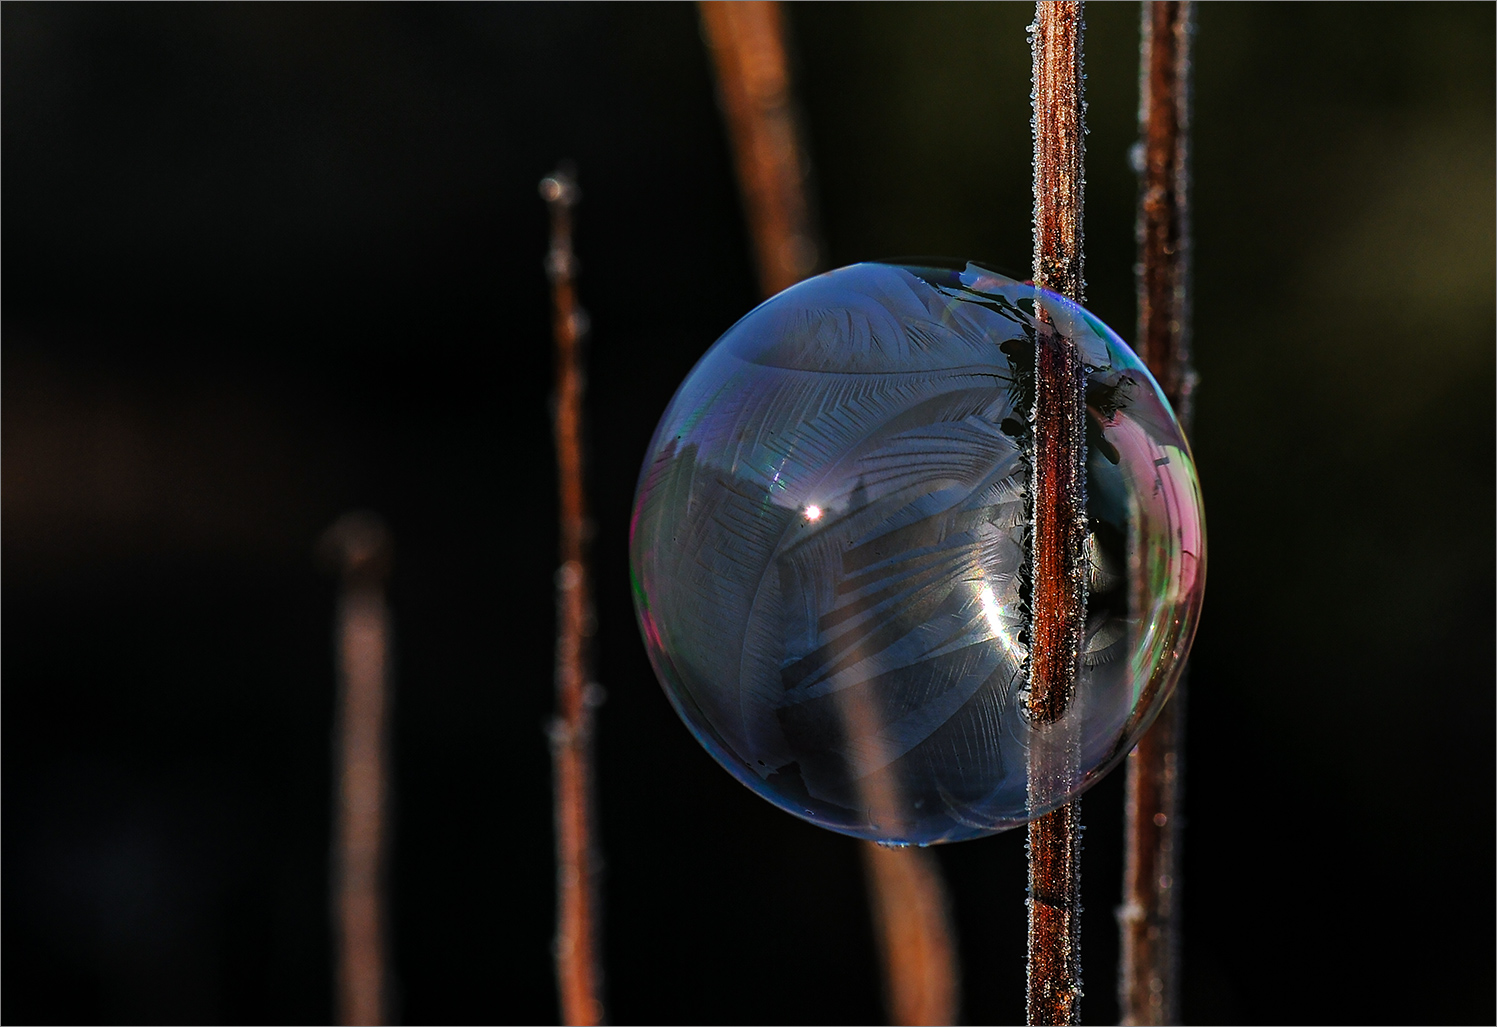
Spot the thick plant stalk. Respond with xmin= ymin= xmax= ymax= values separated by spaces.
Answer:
xmin=698 ymin=1 xmax=818 ymax=296
xmin=699 ymin=6 xmax=960 ymax=1024
xmin=1026 ymin=3 xmax=1088 ymax=1025
xmin=542 ymin=167 xmax=606 ymax=1027
xmin=324 ymin=512 xmax=394 ymax=1027
xmin=1118 ymin=5 xmax=1194 ymax=1025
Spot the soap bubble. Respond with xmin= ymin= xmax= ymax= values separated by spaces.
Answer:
xmin=630 ymin=262 xmax=1205 ymax=845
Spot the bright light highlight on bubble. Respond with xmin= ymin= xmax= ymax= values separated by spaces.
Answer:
xmin=629 ymin=262 xmax=1205 ymax=845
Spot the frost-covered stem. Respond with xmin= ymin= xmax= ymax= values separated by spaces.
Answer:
xmin=698 ymin=0 xmax=819 ymax=296
xmin=325 ymin=512 xmax=393 ymax=1027
xmin=1027 ymin=3 xmax=1088 ymax=1025
xmin=1031 ymin=2 xmax=1086 ymax=303
xmin=1119 ymin=5 xmax=1193 ymax=1025
xmin=542 ymin=167 xmax=606 ymax=1027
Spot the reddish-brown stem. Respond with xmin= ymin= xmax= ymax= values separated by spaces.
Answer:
xmin=862 ymin=844 xmax=962 ymax=1027
xmin=323 ymin=512 xmax=393 ymax=1027
xmin=542 ymin=168 xmax=605 ymax=1027
xmin=699 ymin=7 xmax=960 ymax=1023
xmin=1119 ymin=5 xmax=1194 ymax=1025
xmin=1030 ymin=3 xmax=1087 ymax=305
xmin=698 ymin=1 xmax=818 ymax=297
xmin=1119 ymin=698 xmax=1183 ymax=1026
xmin=1133 ymin=0 xmax=1194 ymax=422
xmin=1027 ymin=3 xmax=1088 ymax=1025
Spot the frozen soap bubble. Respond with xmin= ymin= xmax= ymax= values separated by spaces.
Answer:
xmin=630 ymin=262 xmax=1205 ymax=845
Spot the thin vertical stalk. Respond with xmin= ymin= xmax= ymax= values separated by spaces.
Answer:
xmin=861 ymin=843 xmax=961 ymax=1027
xmin=1119 ymin=5 xmax=1194 ymax=1025
xmin=698 ymin=6 xmax=960 ymax=1024
xmin=1027 ymin=3 xmax=1088 ymax=1026
xmin=324 ymin=512 xmax=394 ymax=1027
xmin=542 ymin=167 xmax=606 ymax=1027
xmin=698 ymin=0 xmax=819 ymax=297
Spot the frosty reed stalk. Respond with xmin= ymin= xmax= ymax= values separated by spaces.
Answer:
xmin=1027 ymin=3 xmax=1088 ymax=1024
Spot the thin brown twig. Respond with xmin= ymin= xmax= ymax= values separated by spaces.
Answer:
xmin=322 ymin=512 xmax=394 ymax=1027
xmin=542 ymin=166 xmax=606 ymax=1027
xmin=1119 ymin=5 xmax=1194 ymax=1025
xmin=697 ymin=7 xmax=961 ymax=1024
xmin=1026 ymin=3 xmax=1088 ymax=1025
xmin=862 ymin=843 xmax=962 ymax=1027
xmin=698 ymin=0 xmax=819 ymax=297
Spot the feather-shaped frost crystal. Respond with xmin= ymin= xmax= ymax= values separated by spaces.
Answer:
xmin=630 ymin=263 xmax=1205 ymax=845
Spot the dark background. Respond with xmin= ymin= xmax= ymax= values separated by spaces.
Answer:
xmin=4 ymin=3 xmax=1492 ymax=1024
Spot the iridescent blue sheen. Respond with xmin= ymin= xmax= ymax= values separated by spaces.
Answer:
xmin=630 ymin=263 xmax=1205 ymax=844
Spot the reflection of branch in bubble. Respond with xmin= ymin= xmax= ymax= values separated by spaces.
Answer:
xmin=541 ymin=166 xmax=605 ymax=1027
xmin=321 ymin=512 xmax=393 ymax=1027
xmin=1027 ymin=3 xmax=1088 ymax=1025
xmin=698 ymin=7 xmax=959 ymax=1024
xmin=1120 ymin=5 xmax=1194 ymax=1025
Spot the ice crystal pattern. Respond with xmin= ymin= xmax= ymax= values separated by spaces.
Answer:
xmin=630 ymin=263 xmax=1205 ymax=844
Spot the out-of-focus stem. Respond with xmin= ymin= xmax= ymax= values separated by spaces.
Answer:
xmin=1119 ymin=697 xmax=1183 ymax=1026
xmin=542 ymin=167 xmax=606 ymax=1027
xmin=699 ymin=7 xmax=960 ymax=1023
xmin=1026 ymin=3 xmax=1088 ymax=1025
xmin=862 ymin=844 xmax=962 ymax=1027
xmin=698 ymin=0 xmax=819 ymax=296
xmin=324 ymin=512 xmax=393 ymax=1027
xmin=1119 ymin=5 xmax=1194 ymax=1025
xmin=1132 ymin=2 xmax=1194 ymax=425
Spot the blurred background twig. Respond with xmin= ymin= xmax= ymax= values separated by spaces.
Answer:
xmin=542 ymin=166 xmax=606 ymax=1027
xmin=320 ymin=512 xmax=394 ymax=1027
xmin=698 ymin=0 xmax=818 ymax=297
xmin=1118 ymin=4 xmax=1193 ymax=1024
xmin=699 ymin=5 xmax=960 ymax=1023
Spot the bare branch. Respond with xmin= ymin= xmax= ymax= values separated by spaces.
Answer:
xmin=1133 ymin=1 xmax=1194 ymax=423
xmin=1119 ymin=5 xmax=1194 ymax=1025
xmin=698 ymin=1 xmax=819 ymax=295
xmin=1031 ymin=2 xmax=1087 ymax=304
xmin=862 ymin=844 xmax=962 ymax=1027
xmin=1027 ymin=3 xmax=1088 ymax=1024
xmin=699 ymin=8 xmax=961 ymax=1023
xmin=542 ymin=166 xmax=606 ymax=1027
xmin=322 ymin=512 xmax=394 ymax=1027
